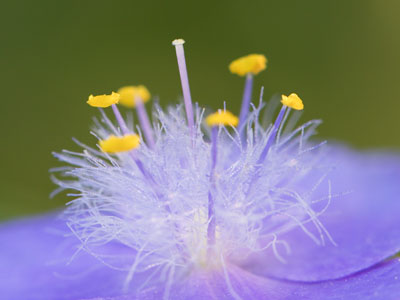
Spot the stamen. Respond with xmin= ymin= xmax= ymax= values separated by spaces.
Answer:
xmin=118 ymin=85 xmax=155 ymax=148
xmin=258 ymin=106 xmax=287 ymax=163
xmin=111 ymin=104 xmax=130 ymax=135
xmin=207 ymin=125 xmax=218 ymax=248
xmin=281 ymin=93 xmax=304 ymax=110
xmin=99 ymin=134 xmax=140 ymax=153
xmin=229 ymin=54 xmax=267 ymax=77
xmin=258 ymin=93 xmax=304 ymax=163
xmin=135 ymin=96 xmax=155 ymax=148
xmin=229 ymin=54 xmax=267 ymax=137
xmin=205 ymin=110 xmax=239 ymax=127
xmin=118 ymin=85 xmax=151 ymax=108
xmin=87 ymin=92 xmax=129 ymax=134
xmin=238 ymin=73 xmax=253 ymax=135
xmin=172 ymin=39 xmax=194 ymax=130
xmin=87 ymin=92 xmax=120 ymax=108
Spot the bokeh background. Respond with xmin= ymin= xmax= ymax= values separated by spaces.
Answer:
xmin=1 ymin=0 xmax=400 ymax=221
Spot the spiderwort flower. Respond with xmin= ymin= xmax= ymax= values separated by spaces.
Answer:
xmin=1 ymin=40 xmax=400 ymax=300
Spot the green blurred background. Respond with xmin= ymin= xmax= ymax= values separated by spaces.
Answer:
xmin=1 ymin=0 xmax=400 ymax=221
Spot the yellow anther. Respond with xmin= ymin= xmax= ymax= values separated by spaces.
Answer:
xmin=206 ymin=110 xmax=239 ymax=127
xmin=281 ymin=93 xmax=304 ymax=110
xmin=229 ymin=54 xmax=267 ymax=76
xmin=87 ymin=92 xmax=120 ymax=108
xmin=117 ymin=85 xmax=151 ymax=108
xmin=99 ymin=134 xmax=140 ymax=153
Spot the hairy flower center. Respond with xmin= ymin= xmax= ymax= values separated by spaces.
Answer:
xmin=183 ymin=209 xmax=222 ymax=268
xmin=52 ymin=39 xmax=333 ymax=294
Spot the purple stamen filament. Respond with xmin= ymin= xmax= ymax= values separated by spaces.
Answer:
xmin=258 ymin=105 xmax=287 ymax=163
xmin=135 ymin=96 xmax=155 ymax=149
xmin=173 ymin=40 xmax=195 ymax=131
xmin=111 ymin=104 xmax=129 ymax=135
xmin=238 ymin=73 xmax=253 ymax=140
xmin=111 ymin=104 xmax=151 ymax=179
xmin=207 ymin=126 xmax=218 ymax=249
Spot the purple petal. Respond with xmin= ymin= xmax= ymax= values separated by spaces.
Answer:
xmin=243 ymin=147 xmax=400 ymax=281
xmin=0 ymin=214 xmax=139 ymax=300
xmin=78 ymin=263 xmax=294 ymax=300
xmin=2 ymin=213 xmax=400 ymax=299
xmin=1 ymin=213 xmax=286 ymax=300
xmin=81 ymin=259 xmax=400 ymax=300
xmin=0 ymin=213 xmax=277 ymax=300
xmin=0 ymin=214 xmax=290 ymax=300
xmin=288 ymin=259 xmax=400 ymax=300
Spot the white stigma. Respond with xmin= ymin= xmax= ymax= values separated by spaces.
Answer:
xmin=172 ymin=38 xmax=185 ymax=46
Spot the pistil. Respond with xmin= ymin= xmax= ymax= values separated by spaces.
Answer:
xmin=172 ymin=39 xmax=194 ymax=131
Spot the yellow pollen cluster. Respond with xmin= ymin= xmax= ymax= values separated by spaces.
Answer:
xmin=206 ymin=110 xmax=239 ymax=127
xmin=117 ymin=85 xmax=151 ymax=108
xmin=99 ymin=134 xmax=140 ymax=153
xmin=281 ymin=93 xmax=304 ymax=110
xmin=87 ymin=92 xmax=120 ymax=108
xmin=229 ymin=54 xmax=267 ymax=76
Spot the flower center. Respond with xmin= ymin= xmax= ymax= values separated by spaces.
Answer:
xmin=183 ymin=208 xmax=223 ymax=269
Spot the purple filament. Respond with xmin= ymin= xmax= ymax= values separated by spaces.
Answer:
xmin=258 ymin=105 xmax=287 ymax=163
xmin=111 ymin=104 xmax=129 ymax=135
xmin=135 ymin=97 xmax=155 ymax=149
xmin=111 ymin=104 xmax=150 ymax=180
xmin=207 ymin=126 xmax=218 ymax=247
xmin=238 ymin=74 xmax=254 ymax=140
